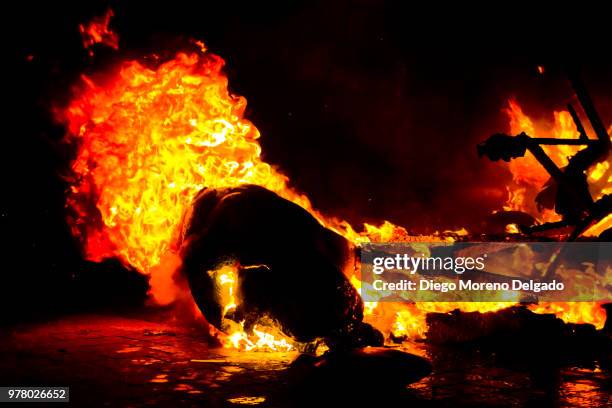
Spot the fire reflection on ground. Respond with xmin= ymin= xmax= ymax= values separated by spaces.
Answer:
xmin=1 ymin=314 xmax=608 ymax=407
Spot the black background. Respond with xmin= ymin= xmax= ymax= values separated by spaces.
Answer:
xmin=3 ymin=0 xmax=611 ymax=322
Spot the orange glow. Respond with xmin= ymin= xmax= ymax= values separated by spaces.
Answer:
xmin=529 ymin=302 xmax=607 ymax=328
xmin=389 ymin=301 xmax=607 ymax=340
xmin=393 ymin=302 xmax=518 ymax=339
xmin=59 ymin=43 xmax=609 ymax=350
xmin=224 ymin=323 xmax=295 ymax=352
xmin=502 ymin=99 xmax=611 ymax=223
xmin=79 ymin=9 xmax=119 ymax=56
xmin=60 ymin=46 xmax=400 ymax=302
xmin=59 ymin=44 xmax=406 ymax=349
xmin=210 ymin=264 xmax=295 ymax=351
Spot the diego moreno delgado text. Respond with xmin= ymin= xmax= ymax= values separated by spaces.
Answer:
xmin=372 ymin=279 xmax=565 ymax=293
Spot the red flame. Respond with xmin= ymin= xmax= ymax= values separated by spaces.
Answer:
xmin=79 ymin=9 xmax=119 ymax=56
xmin=58 ymin=38 xmax=609 ymax=348
xmin=502 ymin=99 xmax=611 ymax=233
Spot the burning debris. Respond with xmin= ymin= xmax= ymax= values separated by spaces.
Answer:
xmin=474 ymin=72 xmax=612 ymax=337
xmin=426 ymin=305 xmax=610 ymax=350
xmin=479 ymin=71 xmax=611 ymax=240
xmin=180 ymin=184 xmax=382 ymax=348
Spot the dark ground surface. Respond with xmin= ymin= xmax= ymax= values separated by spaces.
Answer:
xmin=0 ymin=314 xmax=609 ymax=407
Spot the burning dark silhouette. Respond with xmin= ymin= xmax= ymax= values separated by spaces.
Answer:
xmin=179 ymin=184 xmax=383 ymax=348
xmin=478 ymin=70 xmax=611 ymax=240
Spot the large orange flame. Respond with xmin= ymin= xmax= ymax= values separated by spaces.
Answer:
xmin=59 ymin=44 xmax=405 ymax=348
xmin=59 ymin=44 xmax=608 ymax=350
xmin=63 ymin=50 xmax=297 ymax=276
xmin=60 ymin=45 xmax=396 ymax=297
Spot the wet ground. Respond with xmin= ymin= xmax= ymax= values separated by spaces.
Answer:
xmin=0 ymin=314 xmax=609 ymax=407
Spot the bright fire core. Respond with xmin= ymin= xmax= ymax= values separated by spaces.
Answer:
xmin=58 ymin=43 xmax=608 ymax=350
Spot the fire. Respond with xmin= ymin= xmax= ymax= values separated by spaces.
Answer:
xmin=529 ymin=302 xmax=607 ymax=327
xmin=393 ymin=302 xmax=518 ymax=339
xmin=225 ymin=324 xmax=294 ymax=352
xmin=389 ymin=301 xmax=607 ymax=339
xmin=59 ymin=43 xmax=408 ymax=304
xmin=357 ymin=101 xmax=610 ymax=336
xmin=59 ymin=41 xmax=608 ymax=350
xmin=79 ymin=9 xmax=119 ymax=56
xmin=62 ymin=49 xmax=310 ymax=289
xmin=58 ymin=44 xmax=386 ymax=348
xmin=211 ymin=264 xmax=295 ymax=351
xmin=502 ymin=99 xmax=611 ymax=225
